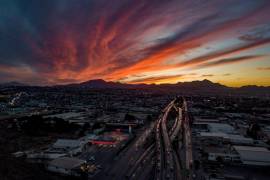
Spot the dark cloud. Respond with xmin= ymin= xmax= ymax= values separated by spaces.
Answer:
xmin=178 ymin=38 xmax=270 ymax=68
xmin=196 ymin=55 xmax=264 ymax=69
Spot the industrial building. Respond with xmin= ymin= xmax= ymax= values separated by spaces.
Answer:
xmin=233 ymin=146 xmax=270 ymax=166
xmin=50 ymin=139 xmax=85 ymax=156
xmin=47 ymin=157 xmax=86 ymax=176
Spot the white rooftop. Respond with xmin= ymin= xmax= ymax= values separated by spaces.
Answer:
xmin=207 ymin=123 xmax=235 ymax=134
xmin=200 ymin=132 xmax=254 ymax=144
xmin=234 ymin=146 xmax=270 ymax=166
xmin=196 ymin=118 xmax=220 ymax=122
xmin=49 ymin=157 xmax=85 ymax=169
xmin=45 ymin=112 xmax=83 ymax=120
xmin=27 ymin=152 xmax=66 ymax=159
xmin=53 ymin=139 xmax=81 ymax=148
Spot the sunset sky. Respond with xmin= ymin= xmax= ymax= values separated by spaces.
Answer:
xmin=0 ymin=0 xmax=270 ymax=86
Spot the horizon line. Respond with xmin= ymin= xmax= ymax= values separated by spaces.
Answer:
xmin=1 ymin=79 xmax=269 ymax=88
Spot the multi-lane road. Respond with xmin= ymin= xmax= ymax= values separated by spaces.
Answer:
xmin=183 ymin=99 xmax=193 ymax=178
xmin=156 ymin=100 xmax=175 ymax=180
xmin=122 ymin=97 xmax=193 ymax=180
xmin=102 ymin=98 xmax=193 ymax=180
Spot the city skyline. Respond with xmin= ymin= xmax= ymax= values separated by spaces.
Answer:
xmin=0 ymin=0 xmax=270 ymax=87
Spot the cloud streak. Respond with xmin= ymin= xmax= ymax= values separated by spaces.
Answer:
xmin=128 ymin=74 xmax=184 ymax=84
xmin=0 ymin=0 xmax=269 ymax=85
xmin=194 ymin=55 xmax=265 ymax=69
xmin=257 ymin=67 xmax=270 ymax=71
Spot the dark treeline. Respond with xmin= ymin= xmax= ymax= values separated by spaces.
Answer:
xmin=17 ymin=115 xmax=80 ymax=136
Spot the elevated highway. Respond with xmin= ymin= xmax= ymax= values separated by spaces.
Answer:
xmin=125 ymin=97 xmax=192 ymax=180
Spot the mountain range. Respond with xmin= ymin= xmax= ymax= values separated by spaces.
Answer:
xmin=1 ymin=79 xmax=269 ymax=96
xmin=47 ymin=79 xmax=270 ymax=96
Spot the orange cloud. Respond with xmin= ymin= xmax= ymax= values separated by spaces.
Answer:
xmin=128 ymin=74 xmax=184 ymax=84
xmin=257 ymin=67 xmax=270 ymax=71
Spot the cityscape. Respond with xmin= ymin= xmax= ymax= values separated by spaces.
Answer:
xmin=1 ymin=81 xmax=270 ymax=180
xmin=0 ymin=1 xmax=270 ymax=180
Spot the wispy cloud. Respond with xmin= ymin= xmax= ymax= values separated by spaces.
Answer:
xmin=129 ymin=74 xmax=183 ymax=83
xmin=201 ymin=74 xmax=214 ymax=77
xmin=194 ymin=55 xmax=265 ymax=69
xmin=257 ymin=67 xmax=270 ymax=70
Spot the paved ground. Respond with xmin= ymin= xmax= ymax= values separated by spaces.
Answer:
xmin=79 ymin=123 xmax=156 ymax=180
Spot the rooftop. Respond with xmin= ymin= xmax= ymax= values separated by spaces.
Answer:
xmin=49 ymin=157 xmax=85 ymax=170
xmin=53 ymin=139 xmax=81 ymax=148
xmin=234 ymin=146 xmax=270 ymax=166
xmin=207 ymin=123 xmax=235 ymax=134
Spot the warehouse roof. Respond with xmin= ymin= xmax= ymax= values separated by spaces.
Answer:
xmin=207 ymin=123 xmax=235 ymax=134
xmin=234 ymin=146 xmax=270 ymax=166
xmin=200 ymin=132 xmax=253 ymax=142
xmin=53 ymin=139 xmax=81 ymax=148
xmin=49 ymin=157 xmax=85 ymax=170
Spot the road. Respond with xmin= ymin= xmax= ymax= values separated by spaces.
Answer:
xmin=183 ymin=99 xmax=193 ymax=175
xmin=90 ymin=97 xmax=193 ymax=180
xmin=129 ymin=98 xmax=192 ymax=180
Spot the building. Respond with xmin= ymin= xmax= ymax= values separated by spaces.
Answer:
xmin=193 ymin=122 xmax=236 ymax=134
xmin=47 ymin=157 xmax=85 ymax=176
xmin=50 ymin=139 xmax=84 ymax=155
xmin=90 ymin=136 xmax=116 ymax=145
xmin=204 ymin=146 xmax=241 ymax=163
xmin=233 ymin=146 xmax=270 ymax=166
xmin=208 ymin=152 xmax=241 ymax=163
xmin=199 ymin=132 xmax=254 ymax=145
xmin=207 ymin=123 xmax=236 ymax=134
xmin=27 ymin=152 xmax=66 ymax=161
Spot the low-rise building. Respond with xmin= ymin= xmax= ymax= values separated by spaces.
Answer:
xmin=208 ymin=152 xmax=241 ymax=163
xmin=203 ymin=146 xmax=241 ymax=163
xmin=207 ymin=123 xmax=236 ymax=134
xmin=47 ymin=157 xmax=85 ymax=176
xmin=233 ymin=146 xmax=270 ymax=166
xmin=49 ymin=139 xmax=85 ymax=155
xmin=199 ymin=132 xmax=254 ymax=145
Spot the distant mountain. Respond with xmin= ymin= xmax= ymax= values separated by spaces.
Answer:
xmin=65 ymin=79 xmax=151 ymax=89
xmin=167 ymin=79 xmax=228 ymax=90
xmin=66 ymin=79 xmax=131 ymax=89
xmin=1 ymin=79 xmax=269 ymax=96
xmin=62 ymin=79 xmax=270 ymax=96
xmin=78 ymin=79 xmax=116 ymax=88
xmin=237 ymin=85 xmax=270 ymax=96
xmin=0 ymin=81 xmax=27 ymax=87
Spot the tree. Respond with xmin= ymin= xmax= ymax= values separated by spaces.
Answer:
xmin=146 ymin=115 xmax=153 ymax=122
xmin=216 ymin=156 xmax=224 ymax=164
xmin=124 ymin=113 xmax=136 ymax=121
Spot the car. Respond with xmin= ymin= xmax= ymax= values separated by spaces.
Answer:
xmin=88 ymin=156 xmax=95 ymax=161
xmin=96 ymin=165 xmax=102 ymax=169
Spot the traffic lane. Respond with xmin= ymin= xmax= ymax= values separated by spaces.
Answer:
xmin=103 ymin=133 xmax=154 ymax=179
xmin=134 ymin=155 xmax=155 ymax=180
